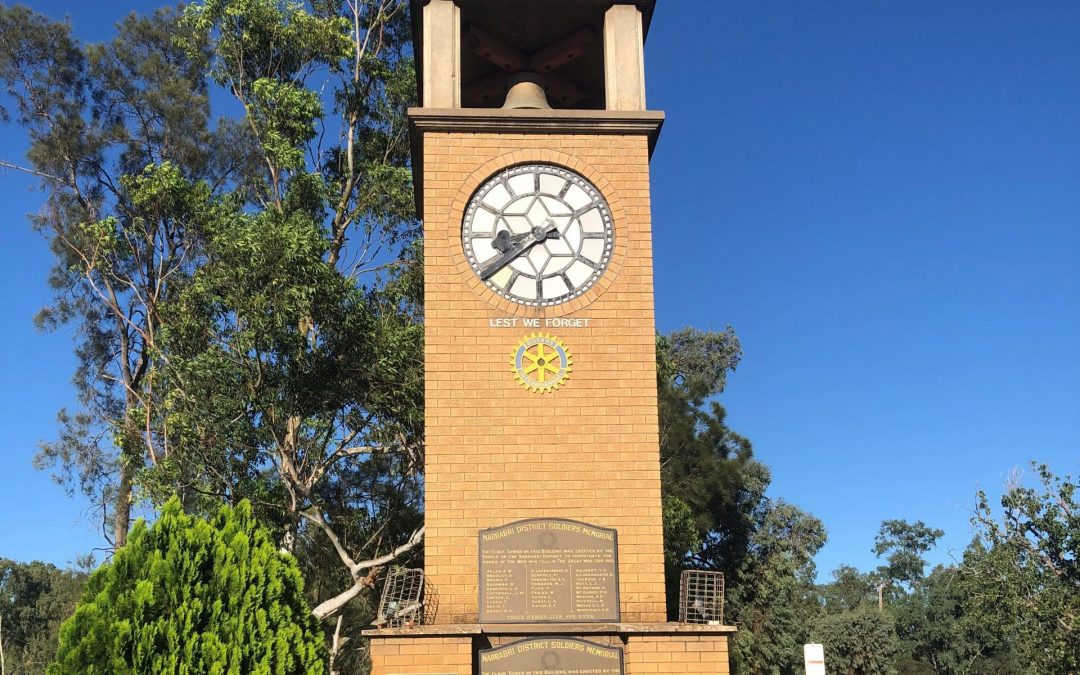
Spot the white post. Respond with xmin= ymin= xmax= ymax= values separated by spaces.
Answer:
xmin=804 ymin=643 xmax=826 ymax=675
xmin=422 ymin=0 xmax=461 ymax=108
xmin=603 ymin=4 xmax=646 ymax=110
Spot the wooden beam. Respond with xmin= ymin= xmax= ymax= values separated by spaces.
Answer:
xmin=464 ymin=25 xmax=527 ymax=73
xmin=462 ymin=70 xmax=510 ymax=107
xmin=542 ymin=72 xmax=587 ymax=107
xmin=529 ymin=27 xmax=596 ymax=73
xmin=462 ymin=24 xmax=593 ymax=108
xmin=463 ymin=70 xmax=587 ymax=108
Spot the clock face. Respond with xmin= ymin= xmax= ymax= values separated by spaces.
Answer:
xmin=462 ymin=164 xmax=614 ymax=306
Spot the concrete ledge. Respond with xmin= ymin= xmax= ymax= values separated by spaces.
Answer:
xmin=407 ymin=108 xmax=665 ymax=216
xmin=409 ymin=108 xmax=664 ymax=136
xmin=364 ymin=622 xmax=736 ymax=638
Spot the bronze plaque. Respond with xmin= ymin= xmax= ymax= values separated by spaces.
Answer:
xmin=478 ymin=519 xmax=619 ymax=623
xmin=479 ymin=638 xmax=624 ymax=675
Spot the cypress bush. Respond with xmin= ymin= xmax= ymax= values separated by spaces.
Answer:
xmin=50 ymin=499 xmax=326 ymax=674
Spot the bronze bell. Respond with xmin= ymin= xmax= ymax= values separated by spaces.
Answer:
xmin=501 ymin=72 xmax=551 ymax=110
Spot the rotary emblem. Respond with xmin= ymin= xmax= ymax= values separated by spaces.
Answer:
xmin=511 ymin=333 xmax=572 ymax=393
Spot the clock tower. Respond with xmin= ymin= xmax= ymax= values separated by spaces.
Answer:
xmin=365 ymin=2 xmax=735 ymax=673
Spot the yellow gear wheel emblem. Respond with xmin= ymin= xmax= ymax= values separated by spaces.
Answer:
xmin=511 ymin=333 xmax=572 ymax=393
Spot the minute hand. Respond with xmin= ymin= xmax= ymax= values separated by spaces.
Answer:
xmin=477 ymin=220 xmax=555 ymax=281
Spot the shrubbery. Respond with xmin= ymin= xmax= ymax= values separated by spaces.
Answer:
xmin=50 ymin=499 xmax=325 ymax=674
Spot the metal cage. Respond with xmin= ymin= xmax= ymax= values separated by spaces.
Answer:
xmin=374 ymin=568 xmax=426 ymax=628
xmin=678 ymin=570 xmax=725 ymax=625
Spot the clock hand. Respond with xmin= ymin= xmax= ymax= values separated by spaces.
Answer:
xmin=477 ymin=234 xmax=537 ymax=281
xmin=491 ymin=229 xmax=519 ymax=254
xmin=492 ymin=225 xmax=561 ymax=254
xmin=478 ymin=219 xmax=558 ymax=281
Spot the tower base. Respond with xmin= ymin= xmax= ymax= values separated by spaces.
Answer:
xmin=365 ymin=623 xmax=735 ymax=674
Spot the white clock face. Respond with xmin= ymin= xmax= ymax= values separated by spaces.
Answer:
xmin=462 ymin=164 xmax=614 ymax=307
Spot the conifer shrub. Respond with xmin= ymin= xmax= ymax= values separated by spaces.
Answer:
xmin=50 ymin=499 xmax=326 ymax=674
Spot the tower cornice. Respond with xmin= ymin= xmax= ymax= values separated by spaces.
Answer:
xmin=408 ymin=107 xmax=664 ymax=216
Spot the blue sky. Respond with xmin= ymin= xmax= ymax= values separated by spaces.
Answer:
xmin=2 ymin=1 xmax=1078 ymax=579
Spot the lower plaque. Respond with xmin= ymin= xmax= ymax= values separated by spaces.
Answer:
xmin=479 ymin=638 xmax=624 ymax=675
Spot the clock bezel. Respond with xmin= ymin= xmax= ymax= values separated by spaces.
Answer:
xmin=452 ymin=155 xmax=626 ymax=317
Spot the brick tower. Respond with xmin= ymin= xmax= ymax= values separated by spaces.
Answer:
xmin=365 ymin=2 xmax=735 ymax=673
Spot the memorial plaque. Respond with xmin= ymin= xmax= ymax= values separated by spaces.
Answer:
xmin=479 ymin=638 xmax=624 ymax=675
xmin=478 ymin=519 xmax=619 ymax=623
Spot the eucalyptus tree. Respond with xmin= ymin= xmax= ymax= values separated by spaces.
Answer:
xmin=159 ymin=0 xmax=424 ymax=633
xmin=873 ymin=519 xmax=944 ymax=593
xmin=962 ymin=463 xmax=1079 ymax=673
xmin=729 ymin=497 xmax=827 ymax=674
xmin=3 ymin=0 xmax=425 ymax=662
xmin=818 ymin=565 xmax=877 ymax=615
xmin=0 ymin=4 xmax=245 ymax=547
xmin=812 ymin=606 xmax=900 ymax=675
xmin=0 ymin=559 xmax=87 ymax=674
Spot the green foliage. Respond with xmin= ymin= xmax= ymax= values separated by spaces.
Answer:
xmin=818 ymin=565 xmax=876 ymax=615
xmin=657 ymin=328 xmax=756 ymax=596
xmin=4 ymin=2 xmax=421 ymax=665
xmin=662 ymin=494 xmax=702 ymax=570
xmin=729 ymin=500 xmax=826 ymax=674
xmin=657 ymin=327 xmax=826 ymax=674
xmin=815 ymin=510 xmax=1040 ymax=674
xmin=0 ymin=2 xmax=238 ymax=546
xmin=657 ymin=326 xmax=742 ymax=399
xmin=160 ymin=1 xmax=419 ymax=666
xmin=961 ymin=463 xmax=1079 ymax=673
xmin=893 ymin=563 xmax=1025 ymax=675
xmin=248 ymin=78 xmax=323 ymax=169
xmin=181 ymin=0 xmax=352 ymax=89
xmin=50 ymin=499 xmax=326 ymax=674
xmin=813 ymin=606 xmax=899 ymax=675
xmin=873 ymin=519 xmax=944 ymax=591
xmin=0 ymin=560 xmax=87 ymax=674
xmin=659 ymin=389 xmax=759 ymax=581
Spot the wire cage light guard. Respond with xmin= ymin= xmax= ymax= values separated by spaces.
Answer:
xmin=375 ymin=568 xmax=426 ymax=628
xmin=678 ymin=570 xmax=725 ymax=625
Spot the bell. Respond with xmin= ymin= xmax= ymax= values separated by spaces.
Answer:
xmin=501 ymin=72 xmax=551 ymax=110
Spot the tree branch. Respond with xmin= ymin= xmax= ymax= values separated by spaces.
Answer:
xmin=0 ymin=159 xmax=72 ymax=186
xmin=309 ymin=523 xmax=425 ymax=621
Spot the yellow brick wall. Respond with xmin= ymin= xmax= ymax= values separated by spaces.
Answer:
xmin=369 ymin=637 xmax=472 ymax=675
xmin=422 ymin=132 xmax=666 ymax=624
xmin=625 ymin=635 xmax=731 ymax=675
xmin=369 ymin=634 xmax=729 ymax=675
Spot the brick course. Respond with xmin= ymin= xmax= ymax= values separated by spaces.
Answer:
xmin=625 ymin=635 xmax=731 ymax=674
xmin=368 ymin=634 xmax=730 ymax=675
xmin=369 ymin=637 xmax=472 ymax=675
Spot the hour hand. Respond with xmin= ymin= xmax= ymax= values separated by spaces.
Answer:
xmin=478 ymin=235 xmax=534 ymax=281
xmin=492 ymin=229 xmax=524 ymax=254
xmin=477 ymin=220 xmax=559 ymax=281
xmin=491 ymin=226 xmax=559 ymax=254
